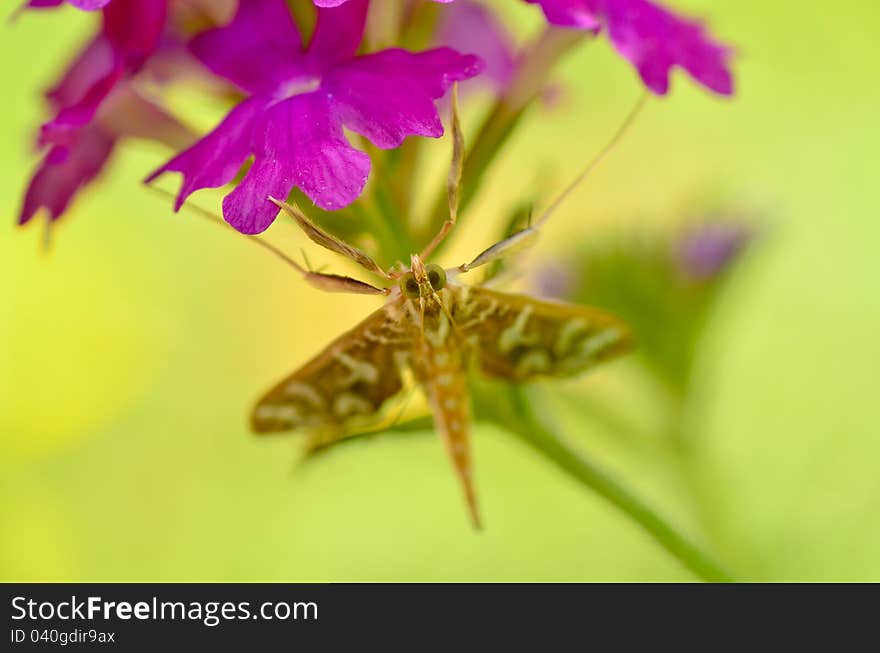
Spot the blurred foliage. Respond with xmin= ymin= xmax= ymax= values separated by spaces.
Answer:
xmin=544 ymin=213 xmax=754 ymax=398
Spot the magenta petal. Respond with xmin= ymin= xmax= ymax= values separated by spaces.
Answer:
xmin=20 ymin=127 xmax=115 ymax=225
xmin=40 ymin=62 xmax=124 ymax=148
xmin=69 ymin=0 xmax=112 ymax=9
xmin=525 ymin=0 xmax=601 ymax=29
xmin=223 ymin=94 xmax=370 ymax=233
xmin=40 ymin=35 xmax=120 ymax=148
xmin=190 ymin=0 xmax=303 ymax=94
xmin=307 ymin=0 xmax=368 ymax=71
xmin=325 ymin=48 xmax=484 ymax=149
xmin=604 ymin=0 xmax=734 ymax=95
xmin=146 ymin=97 xmax=266 ymax=210
xmin=45 ymin=36 xmax=116 ymax=110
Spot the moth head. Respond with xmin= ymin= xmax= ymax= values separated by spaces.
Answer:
xmin=401 ymin=255 xmax=447 ymax=298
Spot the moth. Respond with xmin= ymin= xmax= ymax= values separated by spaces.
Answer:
xmin=247 ymin=90 xmax=644 ymax=529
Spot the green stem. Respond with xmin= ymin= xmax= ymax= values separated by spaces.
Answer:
xmin=419 ymin=28 xmax=588 ymax=250
xmin=496 ymin=386 xmax=735 ymax=583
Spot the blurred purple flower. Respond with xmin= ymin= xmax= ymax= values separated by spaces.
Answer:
xmin=677 ymin=221 xmax=751 ymax=281
xmin=434 ymin=0 xmax=565 ymax=107
xmin=532 ymin=261 xmax=577 ymax=299
xmin=20 ymin=125 xmax=115 ymax=225
xmin=525 ymin=0 xmax=734 ymax=95
xmin=18 ymin=0 xmax=212 ymax=226
xmin=20 ymin=85 xmax=193 ymax=225
xmin=148 ymin=0 xmax=483 ymax=234
xmin=34 ymin=0 xmax=168 ymax=149
xmin=436 ymin=0 xmax=517 ymax=92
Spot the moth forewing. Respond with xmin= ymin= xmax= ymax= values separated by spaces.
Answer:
xmin=251 ymin=300 xmax=414 ymax=436
xmin=452 ymin=286 xmax=632 ymax=383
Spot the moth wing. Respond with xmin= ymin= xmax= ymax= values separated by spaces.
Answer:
xmin=452 ymin=286 xmax=632 ymax=382
xmin=251 ymin=300 xmax=416 ymax=436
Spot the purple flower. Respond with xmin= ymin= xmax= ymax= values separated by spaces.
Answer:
xmin=148 ymin=0 xmax=483 ymax=234
xmin=677 ymin=221 xmax=751 ymax=281
xmin=19 ymin=0 xmax=204 ymax=226
xmin=526 ymin=0 xmax=734 ymax=95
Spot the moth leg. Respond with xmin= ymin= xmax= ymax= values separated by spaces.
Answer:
xmin=269 ymin=196 xmax=392 ymax=279
xmin=420 ymin=83 xmax=464 ymax=261
xmin=302 ymin=271 xmax=390 ymax=296
xmin=245 ymin=246 xmax=388 ymax=296
xmin=145 ymin=187 xmax=387 ymax=295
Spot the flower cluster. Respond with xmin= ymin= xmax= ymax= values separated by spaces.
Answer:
xmin=18 ymin=0 xmax=735 ymax=234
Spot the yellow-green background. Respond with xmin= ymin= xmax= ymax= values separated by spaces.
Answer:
xmin=2 ymin=0 xmax=878 ymax=581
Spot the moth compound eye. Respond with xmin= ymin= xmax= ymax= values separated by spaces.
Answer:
xmin=426 ymin=264 xmax=447 ymax=290
xmin=400 ymin=272 xmax=421 ymax=298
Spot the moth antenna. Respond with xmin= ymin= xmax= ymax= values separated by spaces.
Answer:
xmin=269 ymin=196 xmax=391 ymax=279
xmin=534 ymin=91 xmax=648 ymax=229
xmin=457 ymin=95 xmax=647 ymax=275
xmin=145 ymin=185 xmax=307 ymax=275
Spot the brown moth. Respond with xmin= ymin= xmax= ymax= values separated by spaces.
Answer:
xmin=248 ymin=89 xmax=646 ymax=529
